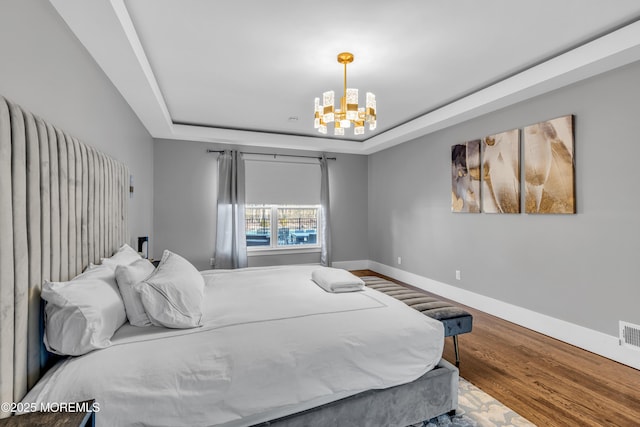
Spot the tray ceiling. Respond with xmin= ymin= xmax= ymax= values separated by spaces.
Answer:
xmin=50 ymin=1 xmax=640 ymax=154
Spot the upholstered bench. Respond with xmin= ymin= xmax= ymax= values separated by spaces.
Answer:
xmin=361 ymin=276 xmax=473 ymax=367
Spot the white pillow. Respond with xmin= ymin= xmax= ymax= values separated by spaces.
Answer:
xmin=115 ymin=258 xmax=156 ymax=327
xmin=42 ymin=265 xmax=127 ymax=356
xmin=101 ymin=243 xmax=141 ymax=269
xmin=134 ymin=250 xmax=204 ymax=329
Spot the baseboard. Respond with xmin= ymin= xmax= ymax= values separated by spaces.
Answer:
xmin=367 ymin=261 xmax=640 ymax=371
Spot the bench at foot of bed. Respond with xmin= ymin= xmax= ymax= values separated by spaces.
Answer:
xmin=361 ymin=276 xmax=473 ymax=367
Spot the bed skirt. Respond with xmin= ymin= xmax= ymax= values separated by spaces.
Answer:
xmin=254 ymin=358 xmax=459 ymax=427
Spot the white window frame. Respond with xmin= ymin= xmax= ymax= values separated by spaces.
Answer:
xmin=246 ymin=204 xmax=322 ymax=256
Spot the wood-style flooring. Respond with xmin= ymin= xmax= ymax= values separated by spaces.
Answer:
xmin=351 ymin=270 xmax=640 ymax=427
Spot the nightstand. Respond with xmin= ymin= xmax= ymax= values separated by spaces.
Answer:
xmin=0 ymin=400 xmax=96 ymax=427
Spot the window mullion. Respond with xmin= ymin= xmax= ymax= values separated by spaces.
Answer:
xmin=271 ymin=205 xmax=278 ymax=248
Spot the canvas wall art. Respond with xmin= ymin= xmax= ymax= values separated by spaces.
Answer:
xmin=523 ymin=115 xmax=575 ymax=214
xmin=482 ymin=129 xmax=520 ymax=213
xmin=451 ymin=140 xmax=480 ymax=213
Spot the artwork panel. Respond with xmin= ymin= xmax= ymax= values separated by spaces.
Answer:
xmin=524 ymin=115 xmax=575 ymax=214
xmin=481 ymin=129 xmax=520 ymax=213
xmin=451 ymin=140 xmax=480 ymax=213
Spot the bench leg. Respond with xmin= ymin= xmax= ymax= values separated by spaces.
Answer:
xmin=453 ymin=335 xmax=460 ymax=367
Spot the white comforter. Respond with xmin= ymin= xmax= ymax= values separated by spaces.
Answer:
xmin=23 ymin=265 xmax=444 ymax=427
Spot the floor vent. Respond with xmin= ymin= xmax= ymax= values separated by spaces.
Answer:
xmin=620 ymin=321 xmax=640 ymax=350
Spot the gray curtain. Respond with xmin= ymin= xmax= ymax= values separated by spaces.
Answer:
xmin=215 ymin=150 xmax=247 ymax=269
xmin=320 ymin=154 xmax=332 ymax=266
xmin=0 ymin=96 xmax=128 ymax=417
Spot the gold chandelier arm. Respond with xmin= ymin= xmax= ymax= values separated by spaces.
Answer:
xmin=343 ymin=61 xmax=347 ymax=100
xmin=337 ymin=52 xmax=353 ymax=100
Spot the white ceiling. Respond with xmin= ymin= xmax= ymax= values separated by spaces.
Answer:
xmin=50 ymin=0 xmax=640 ymax=154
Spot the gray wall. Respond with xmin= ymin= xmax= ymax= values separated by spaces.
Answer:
xmin=153 ymin=139 xmax=217 ymax=270
xmin=153 ymin=139 xmax=368 ymax=270
xmin=0 ymin=0 xmax=154 ymax=250
xmin=368 ymin=60 xmax=640 ymax=337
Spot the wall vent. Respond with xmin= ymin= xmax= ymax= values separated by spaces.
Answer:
xmin=619 ymin=321 xmax=640 ymax=351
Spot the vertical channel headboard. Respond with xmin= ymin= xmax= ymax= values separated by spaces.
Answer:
xmin=0 ymin=95 xmax=129 ymax=415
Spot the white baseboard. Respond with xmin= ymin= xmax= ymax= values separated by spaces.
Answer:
xmin=367 ymin=261 xmax=640 ymax=371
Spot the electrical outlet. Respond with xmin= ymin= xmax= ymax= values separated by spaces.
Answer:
xmin=397 ymin=257 xmax=402 ymax=265
xmin=455 ymin=270 xmax=461 ymax=280
xmin=210 ymin=257 xmax=215 ymax=267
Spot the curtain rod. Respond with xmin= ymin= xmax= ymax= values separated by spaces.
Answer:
xmin=206 ymin=149 xmax=336 ymax=161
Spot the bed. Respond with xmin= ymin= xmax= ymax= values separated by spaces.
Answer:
xmin=21 ymin=264 xmax=456 ymax=426
xmin=2 ymin=95 xmax=457 ymax=426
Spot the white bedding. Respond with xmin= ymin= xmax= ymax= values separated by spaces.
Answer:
xmin=23 ymin=265 xmax=444 ymax=427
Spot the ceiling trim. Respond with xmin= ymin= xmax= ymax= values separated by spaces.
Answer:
xmin=360 ymin=18 xmax=640 ymax=155
xmin=50 ymin=0 xmax=640 ymax=155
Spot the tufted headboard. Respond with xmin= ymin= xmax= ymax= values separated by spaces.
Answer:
xmin=0 ymin=95 xmax=129 ymax=416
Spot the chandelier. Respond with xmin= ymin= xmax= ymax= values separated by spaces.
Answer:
xmin=314 ymin=52 xmax=376 ymax=136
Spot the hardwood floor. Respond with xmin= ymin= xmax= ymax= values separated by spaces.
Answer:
xmin=351 ymin=270 xmax=640 ymax=427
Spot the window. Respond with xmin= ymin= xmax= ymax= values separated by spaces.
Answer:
xmin=244 ymin=157 xmax=321 ymax=253
xmin=246 ymin=204 xmax=320 ymax=250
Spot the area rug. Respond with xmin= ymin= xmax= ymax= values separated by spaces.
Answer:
xmin=412 ymin=378 xmax=536 ymax=427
